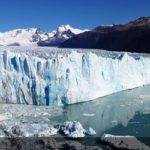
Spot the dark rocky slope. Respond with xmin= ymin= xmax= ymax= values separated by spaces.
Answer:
xmin=60 ymin=17 xmax=150 ymax=53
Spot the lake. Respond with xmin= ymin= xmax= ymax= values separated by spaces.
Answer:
xmin=50 ymin=85 xmax=150 ymax=137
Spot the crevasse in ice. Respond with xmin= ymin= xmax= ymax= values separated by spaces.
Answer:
xmin=0 ymin=46 xmax=150 ymax=105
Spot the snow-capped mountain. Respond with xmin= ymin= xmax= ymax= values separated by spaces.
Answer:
xmin=0 ymin=25 xmax=87 ymax=47
xmin=38 ymin=25 xmax=88 ymax=46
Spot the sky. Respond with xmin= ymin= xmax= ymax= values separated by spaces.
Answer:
xmin=0 ymin=0 xmax=150 ymax=32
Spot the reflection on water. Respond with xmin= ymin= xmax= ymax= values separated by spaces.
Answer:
xmin=51 ymin=85 xmax=150 ymax=137
xmin=105 ymin=112 xmax=150 ymax=137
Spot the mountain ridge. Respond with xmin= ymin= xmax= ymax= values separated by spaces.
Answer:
xmin=60 ymin=16 xmax=150 ymax=53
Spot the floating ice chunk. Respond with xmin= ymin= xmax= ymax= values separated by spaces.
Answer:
xmin=82 ymin=113 xmax=95 ymax=117
xmin=38 ymin=127 xmax=58 ymax=137
xmin=102 ymin=134 xmax=133 ymax=138
xmin=86 ymin=128 xmax=96 ymax=136
xmin=139 ymin=94 xmax=149 ymax=99
xmin=111 ymin=120 xmax=118 ymax=124
xmin=0 ymin=123 xmax=58 ymax=137
xmin=58 ymin=121 xmax=86 ymax=138
xmin=119 ymin=105 xmax=125 ymax=107
xmin=0 ymin=114 xmax=9 ymax=121
xmin=43 ymin=112 xmax=50 ymax=116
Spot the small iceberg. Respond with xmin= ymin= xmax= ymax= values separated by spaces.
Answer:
xmin=85 ymin=128 xmax=96 ymax=136
xmin=55 ymin=121 xmax=97 ymax=138
xmin=56 ymin=121 xmax=86 ymax=138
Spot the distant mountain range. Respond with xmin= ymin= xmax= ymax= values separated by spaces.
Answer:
xmin=60 ymin=17 xmax=150 ymax=53
xmin=0 ymin=25 xmax=88 ymax=47
xmin=1 ymin=17 xmax=150 ymax=53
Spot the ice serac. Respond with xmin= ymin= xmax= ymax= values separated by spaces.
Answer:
xmin=0 ymin=46 xmax=150 ymax=105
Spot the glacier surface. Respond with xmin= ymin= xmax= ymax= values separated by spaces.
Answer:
xmin=0 ymin=46 xmax=150 ymax=105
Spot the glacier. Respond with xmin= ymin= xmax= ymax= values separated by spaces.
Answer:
xmin=0 ymin=46 xmax=150 ymax=105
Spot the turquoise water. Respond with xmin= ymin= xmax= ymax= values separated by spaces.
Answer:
xmin=50 ymin=85 xmax=150 ymax=137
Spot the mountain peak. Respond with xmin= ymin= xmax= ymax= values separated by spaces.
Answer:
xmin=57 ymin=24 xmax=72 ymax=33
xmin=128 ymin=16 xmax=150 ymax=26
xmin=57 ymin=24 xmax=88 ymax=35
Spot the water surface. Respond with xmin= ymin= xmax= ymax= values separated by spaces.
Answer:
xmin=50 ymin=85 xmax=150 ymax=137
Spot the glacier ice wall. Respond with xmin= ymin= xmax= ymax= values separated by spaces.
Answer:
xmin=0 ymin=47 xmax=150 ymax=105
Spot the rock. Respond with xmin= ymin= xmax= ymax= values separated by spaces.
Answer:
xmin=0 ymin=138 xmax=102 ymax=150
xmin=11 ymin=125 xmax=24 ymax=137
xmin=60 ymin=140 xmax=102 ymax=150
xmin=100 ymin=134 xmax=150 ymax=150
